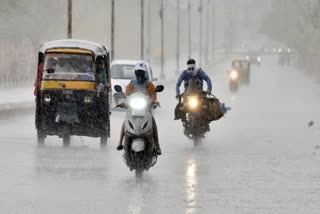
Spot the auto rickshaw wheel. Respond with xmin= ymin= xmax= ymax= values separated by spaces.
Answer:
xmin=37 ymin=130 xmax=45 ymax=145
xmin=63 ymin=135 xmax=71 ymax=147
xmin=100 ymin=134 xmax=108 ymax=148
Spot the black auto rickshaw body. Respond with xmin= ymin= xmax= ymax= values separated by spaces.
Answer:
xmin=231 ymin=59 xmax=251 ymax=85
xmin=35 ymin=40 xmax=111 ymax=147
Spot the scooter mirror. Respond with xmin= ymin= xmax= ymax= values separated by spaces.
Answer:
xmin=114 ymin=85 xmax=122 ymax=93
xmin=155 ymin=85 xmax=164 ymax=93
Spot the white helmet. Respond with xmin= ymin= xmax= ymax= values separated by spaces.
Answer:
xmin=135 ymin=61 xmax=148 ymax=72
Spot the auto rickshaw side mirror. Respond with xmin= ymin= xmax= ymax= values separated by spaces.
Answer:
xmin=114 ymin=85 xmax=123 ymax=93
xmin=155 ymin=85 xmax=164 ymax=93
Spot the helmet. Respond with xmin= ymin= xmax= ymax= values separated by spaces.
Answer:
xmin=135 ymin=62 xmax=148 ymax=84
xmin=135 ymin=62 xmax=148 ymax=72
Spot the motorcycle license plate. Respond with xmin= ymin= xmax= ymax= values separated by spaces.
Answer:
xmin=132 ymin=110 xmax=145 ymax=117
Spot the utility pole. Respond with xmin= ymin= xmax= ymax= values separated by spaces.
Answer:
xmin=67 ymin=0 xmax=72 ymax=39
xmin=160 ymin=0 xmax=165 ymax=80
xmin=147 ymin=0 xmax=152 ymax=62
xmin=205 ymin=0 xmax=210 ymax=65
xmin=199 ymin=0 xmax=203 ymax=66
xmin=176 ymin=0 xmax=180 ymax=75
xmin=211 ymin=0 xmax=215 ymax=61
xmin=188 ymin=0 xmax=192 ymax=59
xmin=111 ymin=0 xmax=115 ymax=61
xmin=141 ymin=0 xmax=144 ymax=59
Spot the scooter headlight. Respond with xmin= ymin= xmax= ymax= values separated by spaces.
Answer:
xmin=230 ymin=70 xmax=239 ymax=80
xmin=188 ymin=96 xmax=199 ymax=109
xmin=129 ymin=97 xmax=147 ymax=110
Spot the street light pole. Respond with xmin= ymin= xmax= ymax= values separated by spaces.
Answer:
xmin=188 ymin=0 xmax=192 ymax=59
xmin=141 ymin=0 xmax=144 ymax=59
xmin=205 ymin=0 xmax=210 ymax=65
xmin=147 ymin=0 xmax=152 ymax=62
xmin=212 ymin=0 xmax=215 ymax=61
xmin=160 ymin=0 xmax=165 ymax=80
xmin=111 ymin=0 xmax=115 ymax=61
xmin=67 ymin=0 xmax=72 ymax=39
xmin=199 ymin=0 xmax=203 ymax=66
xmin=176 ymin=0 xmax=180 ymax=75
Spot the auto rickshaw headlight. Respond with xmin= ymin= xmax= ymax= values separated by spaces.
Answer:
xmin=230 ymin=70 xmax=239 ymax=80
xmin=44 ymin=94 xmax=51 ymax=103
xmin=257 ymin=57 xmax=261 ymax=62
xmin=84 ymin=96 xmax=93 ymax=104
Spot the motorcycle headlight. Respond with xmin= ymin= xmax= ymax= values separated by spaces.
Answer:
xmin=278 ymin=49 xmax=282 ymax=53
xmin=257 ymin=57 xmax=261 ymax=62
xmin=128 ymin=97 xmax=147 ymax=110
xmin=188 ymin=97 xmax=199 ymax=109
xmin=230 ymin=70 xmax=239 ymax=80
xmin=44 ymin=94 xmax=51 ymax=103
xmin=84 ymin=96 xmax=93 ymax=104
xmin=287 ymin=48 xmax=291 ymax=53
xmin=246 ymin=56 xmax=250 ymax=60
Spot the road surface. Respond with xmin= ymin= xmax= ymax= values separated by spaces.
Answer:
xmin=1 ymin=58 xmax=320 ymax=214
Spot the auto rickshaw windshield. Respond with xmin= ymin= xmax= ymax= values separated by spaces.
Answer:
xmin=42 ymin=53 xmax=95 ymax=81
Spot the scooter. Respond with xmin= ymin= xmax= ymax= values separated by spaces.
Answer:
xmin=114 ymin=85 xmax=164 ymax=178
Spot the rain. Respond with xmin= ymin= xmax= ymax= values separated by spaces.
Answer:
xmin=1 ymin=0 xmax=320 ymax=213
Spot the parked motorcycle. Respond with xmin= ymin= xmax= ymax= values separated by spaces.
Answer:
xmin=114 ymin=84 xmax=164 ymax=178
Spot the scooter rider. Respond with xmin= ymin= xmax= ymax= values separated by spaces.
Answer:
xmin=117 ymin=62 xmax=162 ymax=155
xmin=174 ymin=59 xmax=212 ymax=119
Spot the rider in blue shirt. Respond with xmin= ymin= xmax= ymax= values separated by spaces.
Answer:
xmin=176 ymin=59 xmax=212 ymax=98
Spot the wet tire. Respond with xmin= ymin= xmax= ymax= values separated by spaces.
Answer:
xmin=135 ymin=168 xmax=143 ymax=178
xmin=63 ymin=135 xmax=71 ymax=147
xmin=100 ymin=135 xmax=108 ymax=149
xmin=229 ymin=81 xmax=238 ymax=93
xmin=37 ymin=130 xmax=45 ymax=145
xmin=193 ymin=136 xmax=202 ymax=147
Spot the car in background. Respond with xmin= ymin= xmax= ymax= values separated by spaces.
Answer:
xmin=110 ymin=60 xmax=158 ymax=107
xmin=245 ymin=51 xmax=262 ymax=67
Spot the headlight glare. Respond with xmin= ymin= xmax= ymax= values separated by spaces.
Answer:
xmin=129 ymin=97 xmax=147 ymax=110
xmin=84 ymin=96 xmax=93 ymax=104
xmin=188 ymin=97 xmax=199 ymax=109
xmin=44 ymin=94 xmax=51 ymax=103
xmin=230 ymin=70 xmax=239 ymax=80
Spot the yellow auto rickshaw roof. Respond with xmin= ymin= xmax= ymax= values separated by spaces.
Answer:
xmin=40 ymin=39 xmax=108 ymax=56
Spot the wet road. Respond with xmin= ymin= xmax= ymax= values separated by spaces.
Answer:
xmin=1 ymin=59 xmax=320 ymax=214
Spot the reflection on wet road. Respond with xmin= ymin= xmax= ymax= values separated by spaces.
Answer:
xmin=185 ymin=157 xmax=198 ymax=214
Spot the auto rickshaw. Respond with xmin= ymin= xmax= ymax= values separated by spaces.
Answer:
xmin=34 ymin=39 xmax=111 ymax=147
xmin=228 ymin=59 xmax=251 ymax=92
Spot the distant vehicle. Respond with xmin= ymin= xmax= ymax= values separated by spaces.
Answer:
xmin=35 ymin=39 xmax=111 ymax=147
xmin=228 ymin=59 xmax=251 ymax=90
xmin=246 ymin=52 xmax=262 ymax=67
xmin=110 ymin=60 xmax=158 ymax=107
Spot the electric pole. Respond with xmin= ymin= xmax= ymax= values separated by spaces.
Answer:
xmin=147 ymin=0 xmax=152 ymax=62
xmin=141 ymin=0 xmax=144 ymax=59
xmin=205 ymin=0 xmax=210 ymax=65
xmin=188 ymin=0 xmax=192 ymax=59
xmin=160 ymin=0 xmax=165 ymax=80
xmin=111 ymin=0 xmax=115 ymax=61
xmin=67 ymin=0 xmax=72 ymax=39
xmin=176 ymin=0 xmax=180 ymax=75
xmin=211 ymin=0 xmax=215 ymax=61
xmin=199 ymin=0 xmax=203 ymax=66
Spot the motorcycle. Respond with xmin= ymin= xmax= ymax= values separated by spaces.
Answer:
xmin=114 ymin=84 xmax=164 ymax=178
xmin=178 ymin=77 xmax=210 ymax=146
